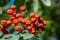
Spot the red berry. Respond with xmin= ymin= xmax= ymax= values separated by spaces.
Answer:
xmin=15 ymin=26 xmax=21 ymax=31
xmin=31 ymin=29 xmax=36 ymax=34
xmin=20 ymin=6 xmax=26 ymax=12
xmin=21 ymin=19 xmax=26 ymax=24
xmin=26 ymin=26 xmax=32 ymax=31
xmin=18 ymin=18 xmax=23 ymax=23
xmin=38 ymin=18 xmax=43 ymax=22
xmin=1 ymin=20 xmax=7 ymax=26
xmin=26 ymin=20 xmax=31 ymax=25
xmin=10 ymin=16 xmax=15 ymax=22
xmin=38 ymin=23 xmax=44 ymax=28
xmin=35 ymin=14 xmax=40 ymax=19
xmin=13 ymin=19 xmax=19 ymax=25
xmin=31 ymin=18 xmax=36 ymax=23
xmin=13 ymin=12 xmax=16 ymax=17
xmin=0 ymin=25 xmax=6 ymax=29
xmin=7 ymin=9 xmax=13 ymax=15
xmin=2 ymin=29 xmax=8 ymax=34
xmin=16 ymin=13 xmax=22 ymax=18
xmin=10 ymin=5 xmax=16 ymax=10
xmin=42 ymin=20 xmax=46 ymax=25
xmin=7 ymin=20 xmax=12 ymax=25
xmin=30 ymin=12 xmax=35 ymax=18
xmin=30 ymin=23 xmax=34 ymax=27
xmin=24 ymin=18 xmax=29 ymax=20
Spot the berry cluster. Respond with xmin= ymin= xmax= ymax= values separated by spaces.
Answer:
xmin=0 ymin=5 xmax=46 ymax=34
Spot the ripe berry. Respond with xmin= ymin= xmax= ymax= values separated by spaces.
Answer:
xmin=10 ymin=5 xmax=16 ymax=10
xmin=10 ymin=16 xmax=15 ymax=22
xmin=21 ymin=19 xmax=26 ymax=24
xmin=15 ymin=26 xmax=21 ymax=31
xmin=16 ymin=13 xmax=22 ymax=18
xmin=31 ymin=29 xmax=36 ymax=34
xmin=30 ymin=12 xmax=35 ymax=18
xmin=26 ymin=20 xmax=31 ymax=25
xmin=38 ymin=18 xmax=43 ymax=22
xmin=20 ymin=6 xmax=26 ymax=12
xmin=13 ymin=19 xmax=19 ymax=25
xmin=35 ymin=14 xmax=40 ymax=19
xmin=7 ymin=20 xmax=12 ymax=25
xmin=2 ymin=29 xmax=8 ymax=34
xmin=13 ymin=12 xmax=16 ymax=17
xmin=18 ymin=18 xmax=23 ymax=23
xmin=24 ymin=18 xmax=29 ymax=20
xmin=31 ymin=18 xmax=36 ymax=23
xmin=42 ymin=20 xmax=46 ymax=26
xmin=0 ymin=25 xmax=6 ymax=29
xmin=7 ymin=9 xmax=13 ymax=15
xmin=38 ymin=23 xmax=44 ymax=28
xmin=1 ymin=20 xmax=7 ymax=26
xmin=26 ymin=26 xmax=32 ymax=31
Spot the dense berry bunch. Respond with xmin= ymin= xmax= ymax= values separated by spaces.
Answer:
xmin=0 ymin=5 xmax=46 ymax=35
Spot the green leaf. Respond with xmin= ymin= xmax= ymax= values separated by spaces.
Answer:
xmin=20 ymin=33 xmax=34 ymax=39
xmin=10 ymin=35 xmax=20 ymax=40
xmin=41 ymin=0 xmax=51 ymax=6
xmin=3 ymin=34 xmax=12 ymax=39
xmin=0 ymin=8 xmax=2 ymax=15
xmin=32 ymin=0 xmax=39 ymax=13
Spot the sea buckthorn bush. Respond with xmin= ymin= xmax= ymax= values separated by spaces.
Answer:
xmin=0 ymin=5 xmax=46 ymax=35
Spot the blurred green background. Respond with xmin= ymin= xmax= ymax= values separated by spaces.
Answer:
xmin=0 ymin=0 xmax=60 ymax=40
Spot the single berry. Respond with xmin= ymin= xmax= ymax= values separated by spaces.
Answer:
xmin=20 ymin=6 xmax=26 ymax=12
xmin=0 ymin=25 xmax=6 ymax=29
xmin=10 ymin=5 xmax=16 ymax=10
xmin=1 ymin=20 xmax=7 ymax=26
xmin=31 ymin=18 xmax=36 ymax=23
xmin=38 ymin=23 xmax=44 ymax=28
xmin=7 ymin=20 xmax=12 ymax=25
xmin=30 ymin=12 xmax=35 ymax=18
xmin=13 ymin=19 xmax=19 ymax=25
xmin=26 ymin=26 xmax=32 ymax=31
xmin=15 ymin=26 xmax=21 ymax=31
xmin=16 ymin=13 xmax=22 ymax=18
xmin=42 ymin=20 xmax=46 ymax=26
xmin=38 ymin=18 xmax=43 ymax=22
xmin=31 ymin=29 xmax=36 ymax=34
xmin=10 ymin=16 xmax=15 ymax=22
xmin=7 ymin=9 xmax=13 ymax=15
xmin=21 ymin=19 xmax=26 ymax=24
xmin=26 ymin=20 xmax=31 ymax=25
xmin=35 ymin=14 xmax=40 ymax=19
xmin=18 ymin=18 xmax=23 ymax=23
xmin=2 ymin=29 xmax=8 ymax=34
xmin=13 ymin=12 xmax=16 ymax=17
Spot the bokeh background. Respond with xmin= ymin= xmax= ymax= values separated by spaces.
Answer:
xmin=0 ymin=0 xmax=60 ymax=40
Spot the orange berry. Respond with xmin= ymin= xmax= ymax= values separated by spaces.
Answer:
xmin=1 ymin=20 xmax=7 ymax=26
xmin=16 ymin=13 xmax=22 ymax=18
xmin=31 ymin=29 xmax=36 ymax=34
xmin=31 ymin=18 xmax=36 ymax=23
xmin=15 ymin=26 xmax=21 ymax=31
xmin=20 ymin=6 xmax=26 ymax=12
xmin=7 ymin=9 xmax=13 ymax=15
xmin=7 ymin=20 xmax=12 ymax=25
xmin=35 ymin=14 xmax=40 ymax=19
xmin=26 ymin=26 xmax=32 ymax=31
xmin=10 ymin=5 xmax=16 ymax=10
xmin=13 ymin=19 xmax=19 ymax=25
xmin=10 ymin=16 xmax=15 ymax=22
xmin=30 ymin=12 xmax=35 ymax=18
